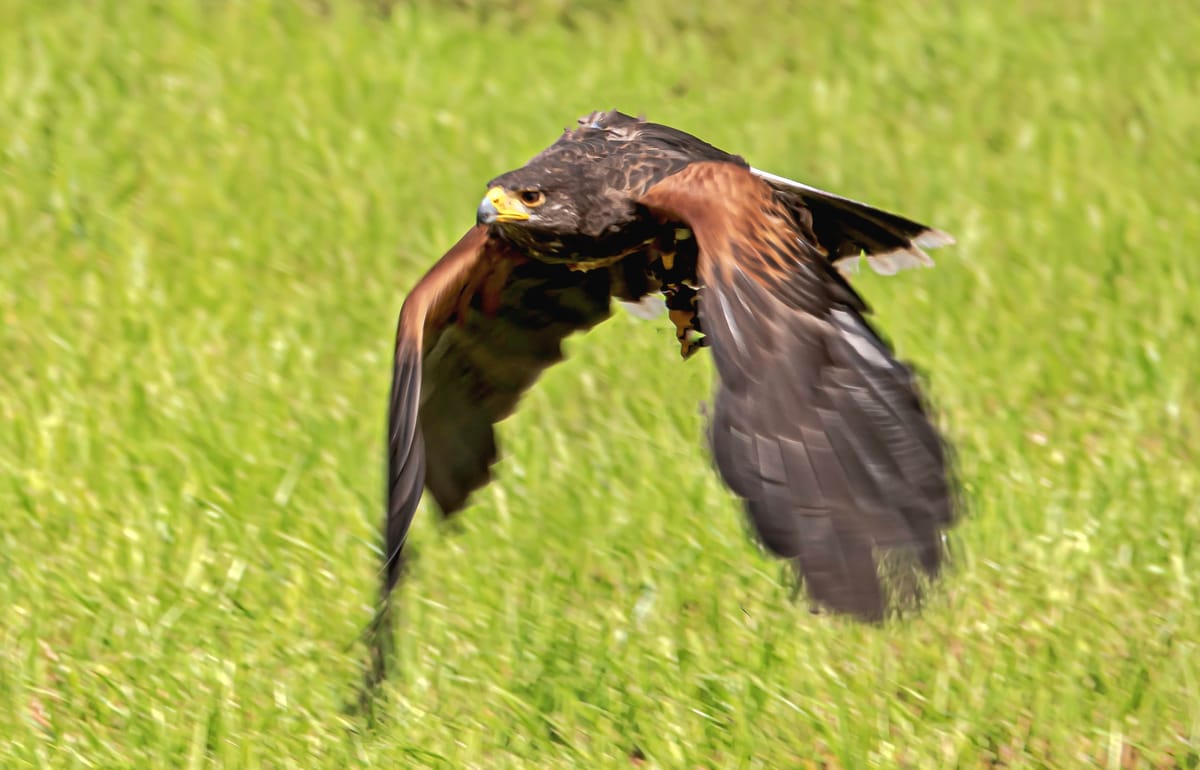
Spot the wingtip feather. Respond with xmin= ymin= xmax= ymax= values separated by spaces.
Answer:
xmin=914 ymin=228 xmax=956 ymax=249
xmin=837 ymin=246 xmax=935 ymax=277
xmin=751 ymin=165 xmax=955 ymax=273
xmin=868 ymin=247 xmax=935 ymax=275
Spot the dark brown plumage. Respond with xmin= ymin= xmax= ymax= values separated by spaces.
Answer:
xmin=372 ymin=110 xmax=958 ymax=684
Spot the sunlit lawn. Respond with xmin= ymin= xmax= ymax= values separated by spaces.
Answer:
xmin=2 ymin=0 xmax=1198 ymax=766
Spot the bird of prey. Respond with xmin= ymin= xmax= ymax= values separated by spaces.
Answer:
xmin=382 ymin=109 xmax=957 ymax=633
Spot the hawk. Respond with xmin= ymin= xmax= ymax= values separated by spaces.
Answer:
xmin=383 ymin=110 xmax=957 ymax=631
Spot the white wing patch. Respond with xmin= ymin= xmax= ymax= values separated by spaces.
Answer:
xmin=618 ymin=295 xmax=667 ymax=320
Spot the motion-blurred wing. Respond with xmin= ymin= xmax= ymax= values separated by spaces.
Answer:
xmin=640 ymin=162 xmax=957 ymax=620
xmin=386 ymin=226 xmax=613 ymax=591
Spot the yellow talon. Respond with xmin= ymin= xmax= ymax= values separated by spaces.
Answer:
xmin=669 ymin=308 xmax=699 ymax=359
xmin=669 ymin=308 xmax=693 ymax=336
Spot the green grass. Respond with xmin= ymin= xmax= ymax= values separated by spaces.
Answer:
xmin=2 ymin=0 xmax=1199 ymax=766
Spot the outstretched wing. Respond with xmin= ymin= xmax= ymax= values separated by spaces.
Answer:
xmin=385 ymin=226 xmax=613 ymax=592
xmin=751 ymin=167 xmax=956 ymax=276
xmin=640 ymin=161 xmax=957 ymax=621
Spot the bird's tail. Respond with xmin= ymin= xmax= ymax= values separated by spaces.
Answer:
xmin=750 ymin=167 xmax=955 ymax=276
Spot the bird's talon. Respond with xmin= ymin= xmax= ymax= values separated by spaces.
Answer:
xmin=680 ymin=335 xmax=706 ymax=359
xmin=669 ymin=308 xmax=702 ymax=359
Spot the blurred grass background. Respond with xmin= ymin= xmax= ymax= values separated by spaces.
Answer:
xmin=2 ymin=0 xmax=1198 ymax=766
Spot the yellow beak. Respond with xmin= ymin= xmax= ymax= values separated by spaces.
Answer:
xmin=477 ymin=186 xmax=531 ymax=225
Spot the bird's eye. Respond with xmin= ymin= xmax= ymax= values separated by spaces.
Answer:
xmin=519 ymin=190 xmax=546 ymax=207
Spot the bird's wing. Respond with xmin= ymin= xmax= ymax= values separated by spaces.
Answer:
xmin=639 ymin=161 xmax=958 ymax=620
xmin=750 ymin=167 xmax=956 ymax=276
xmin=385 ymin=225 xmax=614 ymax=591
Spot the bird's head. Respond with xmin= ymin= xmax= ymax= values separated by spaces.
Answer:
xmin=475 ymin=120 xmax=651 ymax=250
xmin=475 ymin=178 xmax=579 ymax=234
xmin=475 ymin=166 xmax=649 ymax=262
xmin=478 ymin=161 xmax=630 ymax=241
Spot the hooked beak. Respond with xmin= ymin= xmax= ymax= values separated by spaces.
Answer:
xmin=477 ymin=186 xmax=531 ymax=225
